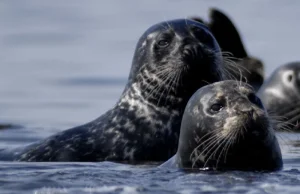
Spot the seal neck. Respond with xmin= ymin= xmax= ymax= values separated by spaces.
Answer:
xmin=122 ymin=67 xmax=188 ymax=110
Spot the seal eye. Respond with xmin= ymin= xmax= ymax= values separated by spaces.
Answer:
xmin=157 ymin=39 xmax=170 ymax=48
xmin=287 ymin=74 xmax=293 ymax=82
xmin=210 ymin=103 xmax=223 ymax=112
xmin=248 ymin=93 xmax=263 ymax=108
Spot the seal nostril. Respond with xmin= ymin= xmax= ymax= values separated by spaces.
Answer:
xmin=182 ymin=45 xmax=203 ymax=62
xmin=183 ymin=48 xmax=192 ymax=56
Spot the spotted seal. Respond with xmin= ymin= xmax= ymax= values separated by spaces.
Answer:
xmin=257 ymin=62 xmax=300 ymax=132
xmin=161 ymin=80 xmax=282 ymax=171
xmin=0 ymin=19 xmax=225 ymax=162
xmin=191 ymin=8 xmax=264 ymax=91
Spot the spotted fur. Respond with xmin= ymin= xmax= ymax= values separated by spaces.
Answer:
xmin=1 ymin=19 xmax=224 ymax=162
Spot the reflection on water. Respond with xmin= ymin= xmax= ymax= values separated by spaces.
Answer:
xmin=1 ymin=0 xmax=300 ymax=193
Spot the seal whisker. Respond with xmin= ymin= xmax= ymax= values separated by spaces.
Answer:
xmin=241 ymin=123 xmax=247 ymax=138
xmin=271 ymin=118 xmax=295 ymax=132
xmin=223 ymin=59 xmax=248 ymax=76
xmin=202 ymin=133 xmax=230 ymax=169
xmin=185 ymin=17 xmax=188 ymax=28
xmin=215 ymin=139 xmax=230 ymax=168
xmin=268 ymin=113 xmax=289 ymax=120
xmin=175 ymin=68 xmax=183 ymax=94
xmin=194 ymin=131 xmax=226 ymax=166
xmin=269 ymin=108 xmax=300 ymax=131
xmin=215 ymin=131 xmax=235 ymax=168
xmin=144 ymin=68 xmax=174 ymax=101
xmin=220 ymin=65 xmax=238 ymax=81
xmin=282 ymin=108 xmax=300 ymax=119
xmin=164 ymin=70 xmax=180 ymax=105
xmin=201 ymin=80 xmax=210 ymax=85
xmin=146 ymin=73 xmax=171 ymax=102
xmin=205 ymin=141 xmax=226 ymax=169
xmin=191 ymin=133 xmax=224 ymax=168
xmin=159 ymin=23 xmax=169 ymax=31
xmin=162 ymin=20 xmax=173 ymax=31
xmin=285 ymin=115 xmax=300 ymax=129
xmin=211 ymin=132 xmax=234 ymax=168
xmin=267 ymin=116 xmax=294 ymax=148
xmin=273 ymin=104 xmax=300 ymax=116
xmin=220 ymin=126 xmax=239 ymax=166
xmin=222 ymin=129 xmax=238 ymax=165
xmin=157 ymin=71 xmax=176 ymax=105
xmin=171 ymin=68 xmax=182 ymax=96
xmin=222 ymin=56 xmax=251 ymax=84
xmin=190 ymin=130 xmax=220 ymax=160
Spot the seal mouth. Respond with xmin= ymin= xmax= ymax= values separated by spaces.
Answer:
xmin=189 ymin=113 xmax=270 ymax=169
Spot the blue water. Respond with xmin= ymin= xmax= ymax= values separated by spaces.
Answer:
xmin=1 ymin=1 xmax=300 ymax=193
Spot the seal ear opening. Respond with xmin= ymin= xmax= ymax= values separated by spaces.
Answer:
xmin=208 ymin=8 xmax=248 ymax=58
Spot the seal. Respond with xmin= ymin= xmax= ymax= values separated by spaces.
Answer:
xmin=161 ymin=80 xmax=282 ymax=171
xmin=0 ymin=123 xmax=21 ymax=130
xmin=257 ymin=62 xmax=300 ymax=132
xmin=191 ymin=8 xmax=265 ymax=91
xmin=0 ymin=19 xmax=225 ymax=162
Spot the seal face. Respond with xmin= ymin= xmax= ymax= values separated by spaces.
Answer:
xmin=1 ymin=19 xmax=224 ymax=162
xmin=163 ymin=80 xmax=282 ymax=171
xmin=257 ymin=62 xmax=300 ymax=131
xmin=191 ymin=8 xmax=265 ymax=91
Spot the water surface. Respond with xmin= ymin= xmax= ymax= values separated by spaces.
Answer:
xmin=1 ymin=1 xmax=300 ymax=193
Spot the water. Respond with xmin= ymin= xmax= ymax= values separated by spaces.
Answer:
xmin=1 ymin=0 xmax=300 ymax=193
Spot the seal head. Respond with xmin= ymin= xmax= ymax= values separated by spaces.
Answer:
xmin=258 ymin=62 xmax=300 ymax=131
xmin=174 ymin=80 xmax=282 ymax=171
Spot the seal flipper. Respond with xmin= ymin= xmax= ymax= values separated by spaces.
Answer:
xmin=208 ymin=8 xmax=248 ymax=58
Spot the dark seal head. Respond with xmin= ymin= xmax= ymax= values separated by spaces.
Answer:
xmin=0 ymin=19 xmax=224 ymax=162
xmin=257 ymin=62 xmax=300 ymax=131
xmin=163 ymin=80 xmax=282 ymax=171
xmin=191 ymin=8 xmax=265 ymax=91
xmin=127 ymin=19 xmax=224 ymax=95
